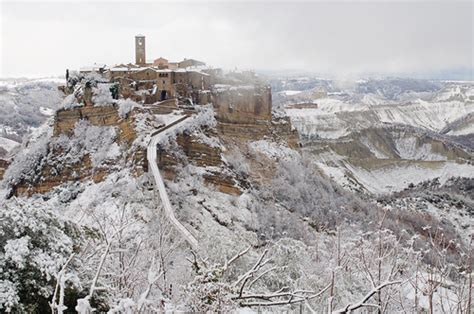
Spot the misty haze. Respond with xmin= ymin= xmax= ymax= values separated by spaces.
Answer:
xmin=0 ymin=0 xmax=473 ymax=313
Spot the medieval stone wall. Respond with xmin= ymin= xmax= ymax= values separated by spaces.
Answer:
xmin=211 ymin=86 xmax=272 ymax=124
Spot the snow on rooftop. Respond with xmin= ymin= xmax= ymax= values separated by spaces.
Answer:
xmin=110 ymin=66 xmax=153 ymax=72
xmin=80 ymin=63 xmax=108 ymax=72
xmin=280 ymin=90 xmax=302 ymax=96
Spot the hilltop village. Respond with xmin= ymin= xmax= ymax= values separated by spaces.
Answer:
xmin=61 ymin=35 xmax=272 ymax=125
xmin=5 ymin=35 xmax=298 ymax=197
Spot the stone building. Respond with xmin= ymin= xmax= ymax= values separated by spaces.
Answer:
xmin=211 ymin=85 xmax=272 ymax=124
xmin=135 ymin=35 xmax=146 ymax=65
xmin=153 ymin=57 xmax=169 ymax=68
xmin=70 ymin=35 xmax=273 ymax=121
xmin=130 ymin=67 xmax=157 ymax=81
xmin=101 ymin=35 xmax=212 ymax=102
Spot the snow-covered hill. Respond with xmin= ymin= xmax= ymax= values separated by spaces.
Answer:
xmin=0 ymin=78 xmax=62 ymax=159
xmin=0 ymin=76 xmax=472 ymax=313
xmin=277 ymin=78 xmax=474 ymax=195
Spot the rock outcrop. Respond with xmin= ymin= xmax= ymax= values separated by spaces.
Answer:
xmin=12 ymin=106 xmax=140 ymax=196
xmin=157 ymin=131 xmax=244 ymax=195
xmin=13 ymin=154 xmax=110 ymax=196
xmin=54 ymin=105 xmax=136 ymax=143
xmin=216 ymin=117 xmax=299 ymax=149
xmin=11 ymin=77 xmax=300 ymax=198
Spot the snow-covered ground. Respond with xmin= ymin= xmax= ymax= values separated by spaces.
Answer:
xmin=347 ymin=161 xmax=472 ymax=194
xmin=279 ymin=90 xmax=302 ymax=96
xmin=287 ymin=99 xmax=474 ymax=140
xmin=280 ymin=79 xmax=474 ymax=195
xmin=0 ymin=137 xmax=20 ymax=154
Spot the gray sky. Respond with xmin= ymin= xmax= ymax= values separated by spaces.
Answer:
xmin=1 ymin=0 xmax=473 ymax=79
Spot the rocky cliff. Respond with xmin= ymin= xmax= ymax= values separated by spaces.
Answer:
xmin=11 ymin=105 xmax=139 ymax=196
xmin=54 ymin=105 xmax=136 ymax=142
xmin=10 ymin=100 xmax=299 ymax=198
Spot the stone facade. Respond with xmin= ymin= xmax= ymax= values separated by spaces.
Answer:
xmin=153 ymin=57 xmax=168 ymax=68
xmin=211 ymin=85 xmax=272 ymax=124
xmin=130 ymin=68 xmax=158 ymax=81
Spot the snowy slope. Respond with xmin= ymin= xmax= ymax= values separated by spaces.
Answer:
xmin=288 ymin=99 xmax=473 ymax=140
xmin=0 ymin=78 xmax=62 ymax=156
xmin=282 ymin=79 xmax=474 ymax=195
xmin=0 ymin=137 xmax=20 ymax=154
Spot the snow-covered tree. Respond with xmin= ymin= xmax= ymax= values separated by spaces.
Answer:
xmin=0 ymin=200 xmax=82 ymax=312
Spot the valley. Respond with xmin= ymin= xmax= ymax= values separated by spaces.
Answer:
xmin=0 ymin=73 xmax=472 ymax=312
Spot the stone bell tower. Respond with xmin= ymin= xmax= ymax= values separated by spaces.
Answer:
xmin=135 ymin=35 xmax=146 ymax=65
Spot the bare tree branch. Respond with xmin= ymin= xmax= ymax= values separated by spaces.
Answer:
xmin=236 ymin=283 xmax=331 ymax=307
xmin=332 ymin=281 xmax=402 ymax=313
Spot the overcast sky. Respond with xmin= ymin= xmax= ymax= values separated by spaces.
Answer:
xmin=1 ymin=0 xmax=472 ymax=79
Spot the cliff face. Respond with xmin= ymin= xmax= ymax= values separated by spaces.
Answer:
xmin=13 ymin=154 xmax=110 ymax=196
xmin=154 ymin=113 xmax=299 ymax=196
xmin=11 ymin=85 xmax=299 ymax=197
xmin=13 ymin=110 xmax=299 ymax=197
xmin=54 ymin=105 xmax=136 ymax=143
xmin=157 ymin=131 xmax=245 ymax=195
xmin=12 ymin=105 xmax=139 ymax=196
xmin=216 ymin=117 xmax=299 ymax=149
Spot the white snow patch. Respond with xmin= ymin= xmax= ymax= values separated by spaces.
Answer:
xmin=280 ymin=90 xmax=302 ymax=96
xmin=0 ymin=137 xmax=20 ymax=153
xmin=39 ymin=107 xmax=55 ymax=116
xmin=248 ymin=140 xmax=300 ymax=161
xmin=343 ymin=162 xmax=474 ymax=194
